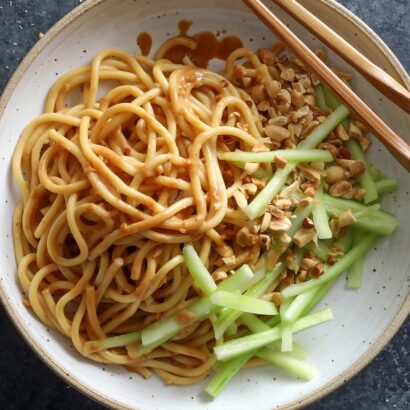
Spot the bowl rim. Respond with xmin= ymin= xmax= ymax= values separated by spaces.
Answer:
xmin=0 ymin=1 xmax=408 ymax=409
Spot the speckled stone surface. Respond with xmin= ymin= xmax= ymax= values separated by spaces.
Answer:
xmin=0 ymin=1 xmax=408 ymax=409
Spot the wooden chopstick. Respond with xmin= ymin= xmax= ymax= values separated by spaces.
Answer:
xmin=243 ymin=0 xmax=410 ymax=171
xmin=273 ymin=0 xmax=410 ymax=114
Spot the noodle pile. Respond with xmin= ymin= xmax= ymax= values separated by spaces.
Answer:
xmin=13 ymin=38 xmax=342 ymax=384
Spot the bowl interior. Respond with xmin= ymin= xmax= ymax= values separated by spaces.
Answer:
xmin=0 ymin=1 xmax=409 ymax=409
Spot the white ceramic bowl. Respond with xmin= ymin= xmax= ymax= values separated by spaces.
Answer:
xmin=0 ymin=1 xmax=409 ymax=409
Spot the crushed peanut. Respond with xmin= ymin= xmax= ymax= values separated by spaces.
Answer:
xmin=336 ymin=124 xmax=350 ymax=141
xmin=338 ymin=210 xmax=357 ymax=227
xmin=280 ymin=67 xmax=296 ymax=82
xmin=325 ymin=165 xmax=348 ymax=184
xmin=244 ymin=162 xmax=259 ymax=174
xmin=260 ymin=234 xmax=271 ymax=251
xmin=233 ymin=190 xmax=248 ymax=209
xmin=299 ymin=196 xmax=313 ymax=207
xmin=260 ymin=213 xmax=272 ymax=232
xmin=269 ymin=217 xmax=292 ymax=232
xmin=264 ymin=79 xmax=281 ymax=98
xmin=264 ymin=124 xmax=290 ymax=142
xmin=267 ymin=204 xmax=286 ymax=219
xmin=278 ymin=232 xmax=292 ymax=244
xmin=304 ymin=186 xmax=316 ymax=197
xmin=293 ymin=228 xmax=316 ymax=247
xmin=302 ymin=217 xmax=315 ymax=229
xmin=349 ymin=123 xmax=363 ymax=139
xmin=212 ymin=271 xmax=228 ymax=282
xmin=298 ymin=164 xmax=321 ymax=182
xmin=328 ymin=180 xmax=353 ymax=197
xmin=274 ymin=155 xmax=288 ymax=169
xmin=274 ymin=198 xmax=293 ymax=210
xmin=329 ymin=218 xmax=346 ymax=238
xmin=310 ymin=263 xmax=324 ymax=278
xmin=235 ymin=226 xmax=257 ymax=247
xmin=241 ymin=183 xmax=258 ymax=196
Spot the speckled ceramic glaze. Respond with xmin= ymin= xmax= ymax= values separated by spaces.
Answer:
xmin=0 ymin=1 xmax=409 ymax=409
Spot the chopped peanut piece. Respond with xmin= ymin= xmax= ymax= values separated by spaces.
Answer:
xmin=260 ymin=212 xmax=272 ymax=232
xmin=354 ymin=188 xmax=366 ymax=201
xmin=244 ymin=162 xmax=259 ymax=174
xmin=358 ymin=135 xmax=371 ymax=152
xmin=329 ymin=181 xmax=353 ymax=197
xmin=336 ymin=147 xmax=352 ymax=160
xmin=298 ymin=165 xmax=321 ymax=182
xmin=257 ymin=100 xmax=270 ymax=112
xmin=235 ymin=226 xmax=256 ymax=247
xmin=354 ymin=121 xmax=367 ymax=132
xmin=267 ymin=204 xmax=285 ymax=219
xmin=251 ymin=178 xmax=266 ymax=189
xmin=293 ymin=228 xmax=316 ymax=247
xmin=278 ymin=233 xmax=292 ymax=244
xmin=328 ymin=242 xmax=345 ymax=258
xmin=242 ymin=183 xmax=258 ymax=196
xmin=269 ymin=217 xmax=292 ymax=232
xmin=310 ymin=263 xmax=324 ymax=278
xmin=212 ymin=271 xmax=228 ymax=282
xmin=302 ymin=217 xmax=314 ymax=229
xmin=301 ymin=257 xmax=318 ymax=270
xmin=300 ymin=120 xmax=319 ymax=137
xmin=268 ymin=115 xmax=288 ymax=126
xmin=336 ymin=158 xmax=366 ymax=177
xmin=329 ymin=218 xmax=346 ymax=238
xmin=304 ymin=186 xmax=316 ymax=197
xmin=274 ymin=198 xmax=293 ymax=210
xmin=276 ymin=89 xmax=291 ymax=104
xmin=264 ymin=124 xmax=290 ymax=142
xmin=274 ymin=155 xmax=288 ymax=169
xmin=251 ymin=84 xmax=268 ymax=103
xmin=336 ymin=124 xmax=350 ymax=141
xmin=280 ymin=68 xmax=296 ymax=82
xmin=318 ymin=142 xmax=338 ymax=158
xmin=349 ymin=123 xmax=363 ymax=139
xmin=338 ymin=210 xmax=357 ymax=228
xmin=291 ymin=91 xmax=305 ymax=108
xmin=264 ymin=79 xmax=281 ymax=98
xmin=299 ymin=196 xmax=313 ymax=207
xmin=258 ymin=48 xmax=275 ymax=65
xmin=260 ymin=234 xmax=271 ymax=251
xmin=349 ymin=159 xmax=366 ymax=177
xmin=303 ymin=94 xmax=315 ymax=107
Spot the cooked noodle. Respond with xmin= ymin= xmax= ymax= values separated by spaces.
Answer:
xmin=13 ymin=38 xmax=332 ymax=384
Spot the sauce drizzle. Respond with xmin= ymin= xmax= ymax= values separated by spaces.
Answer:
xmin=136 ymin=21 xmax=243 ymax=68
xmin=165 ymin=20 xmax=243 ymax=68
xmin=136 ymin=32 xmax=153 ymax=56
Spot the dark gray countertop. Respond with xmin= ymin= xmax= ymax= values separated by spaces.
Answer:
xmin=0 ymin=0 xmax=408 ymax=409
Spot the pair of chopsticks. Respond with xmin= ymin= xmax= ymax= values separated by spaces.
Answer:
xmin=243 ymin=0 xmax=410 ymax=171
